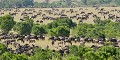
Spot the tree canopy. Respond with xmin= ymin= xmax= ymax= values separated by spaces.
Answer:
xmin=49 ymin=26 xmax=70 ymax=37
xmin=0 ymin=15 xmax=16 ymax=33
xmin=32 ymin=25 xmax=47 ymax=35
xmin=13 ymin=22 xmax=31 ymax=35
xmin=73 ymin=20 xmax=120 ymax=38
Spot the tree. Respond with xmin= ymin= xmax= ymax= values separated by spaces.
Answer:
xmin=64 ymin=54 xmax=80 ymax=60
xmin=25 ymin=18 xmax=33 ymax=27
xmin=0 ymin=0 xmax=34 ymax=8
xmin=69 ymin=45 xmax=79 ymax=56
xmin=13 ymin=22 xmax=31 ymax=35
xmin=25 ymin=18 xmax=34 ymax=33
xmin=32 ymin=25 xmax=47 ymax=35
xmin=0 ymin=43 xmax=7 ymax=55
xmin=47 ymin=18 xmax=76 ymax=29
xmin=86 ymin=0 xmax=100 ymax=5
xmin=51 ymin=52 xmax=61 ymax=60
xmin=115 ymin=0 xmax=120 ymax=6
xmin=0 ymin=52 xmax=15 ymax=60
xmin=13 ymin=18 xmax=34 ymax=35
xmin=0 ymin=15 xmax=16 ymax=33
xmin=57 ymin=26 xmax=70 ymax=37
xmin=30 ymin=48 xmax=52 ymax=60
xmin=104 ymin=22 xmax=120 ymax=38
xmin=73 ymin=20 xmax=120 ymax=38
xmin=49 ymin=26 xmax=70 ymax=37
xmin=22 ymin=0 xmax=34 ymax=7
xmin=81 ymin=0 xmax=87 ymax=5
xmin=73 ymin=23 xmax=93 ymax=37
xmin=102 ymin=0 xmax=112 ymax=3
xmin=0 ymin=52 xmax=28 ymax=60
xmin=15 ymin=54 xmax=28 ymax=60
xmin=99 ymin=46 xmax=117 ymax=57
xmin=66 ymin=0 xmax=72 ymax=7
xmin=83 ymin=51 xmax=101 ymax=60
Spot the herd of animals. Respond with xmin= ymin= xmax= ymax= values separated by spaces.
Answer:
xmin=0 ymin=7 xmax=120 ymax=56
xmin=0 ymin=33 xmax=119 ymax=56
xmin=0 ymin=7 xmax=120 ymax=24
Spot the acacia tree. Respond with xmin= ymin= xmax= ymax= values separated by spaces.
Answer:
xmin=32 ymin=25 xmax=47 ymax=36
xmin=25 ymin=18 xmax=34 ymax=33
xmin=13 ymin=18 xmax=33 ymax=35
xmin=47 ymin=18 xmax=76 ymax=29
xmin=0 ymin=15 xmax=16 ymax=33
xmin=25 ymin=18 xmax=33 ymax=27
xmin=13 ymin=22 xmax=31 ymax=35
xmin=49 ymin=26 xmax=70 ymax=37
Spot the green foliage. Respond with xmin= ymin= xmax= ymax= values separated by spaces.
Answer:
xmin=47 ymin=18 xmax=76 ymax=29
xmin=0 ymin=43 xmax=7 ymax=55
xmin=49 ymin=26 xmax=70 ymax=37
xmin=69 ymin=45 xmax=79 ymax=56
xmin=30 ymin=48 xmax=52 ymax=60
xmin=0 ymin=52 xmax=28 ymax=60
xmin=69 ymin=45 xmax=92 ymax=58
xmin=22 ymin=0 xmax=34 ymax=7
xmin=98 ymin=46 xmax=117 ymax=57
xmin=47 ymin=18 xmax=75 ymax=37
xmin=69 ymin=45 xmax=120 ymax=60
xmin=64 ymin=54 xmax=80 ymax=60
xmin=13 ymin=22 xmax=31 ymax=35
xmin=81 ymin=0 xmax=87 ymax=5
xmin=32 ymin=25 xmax=47 ymax=35
xmin=25 ymin=18 xmax=34 ymax=27
xmin=104 ymin=22 xmax=120 ymax=38
xmin=0 ymin=15 xmax=16 ymax=33
xmin=0 ymin=0 xmax=34 ymax=8
xmin=115 ymin=0 xmax=120 ymax=6
xmin=0 ymin=52 xmax=15 ymax=60
xmin=25 ymin=18 xmax=34 ymax=33
xmin=83 ymin=51 xmax=102 ymax=60
xmin=80 ymin=0 xmax=113 ymax=6
xmin=51 ymin=52 xmax=61 ymax=60
xmin=13 ymin=18 xmax=33 ymax=35
xmin=73 ymin=20 xmax=120 ymax=38
xmin=33 ymin=0 xmax=117 ymax=8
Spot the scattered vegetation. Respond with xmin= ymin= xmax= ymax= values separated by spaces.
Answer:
xmin=0 ymin=15 xmax=120 ymax=60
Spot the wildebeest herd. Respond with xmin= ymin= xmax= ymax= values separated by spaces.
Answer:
xmin=0 ymin=33 xmax=120 ymax=56
xmin=0 ymin=7 xmax=120 ymax=24
xmin=0 ymin=7 xmax=120 ymax=56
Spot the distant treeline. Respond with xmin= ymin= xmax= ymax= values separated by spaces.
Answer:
xmin=0 ymin=0 xmax=120 ymax=8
